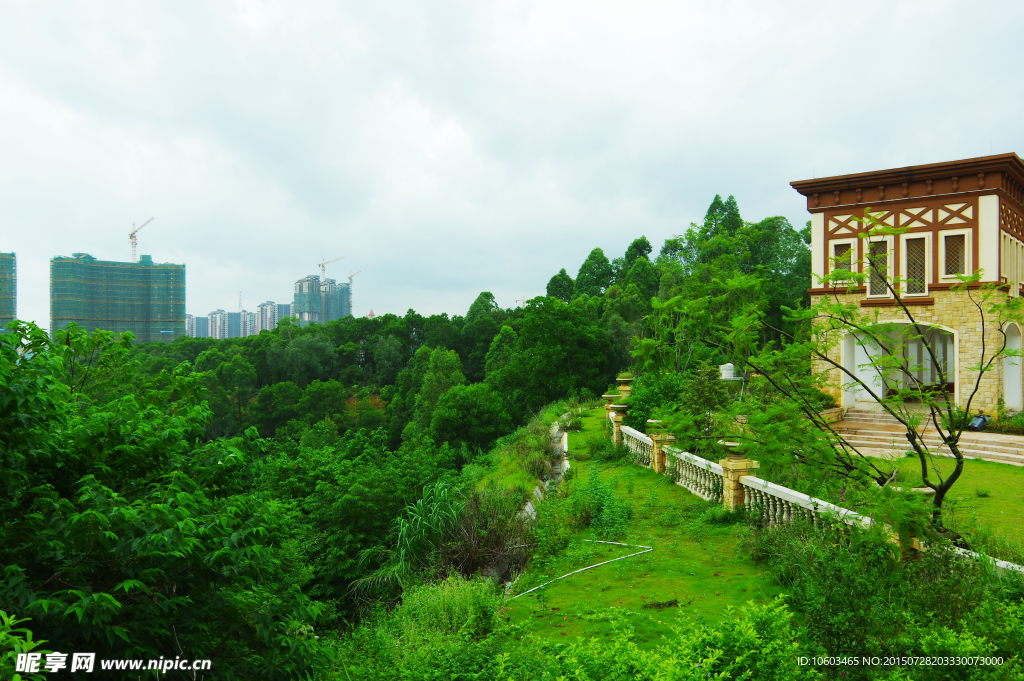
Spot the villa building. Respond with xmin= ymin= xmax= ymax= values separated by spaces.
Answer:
xmin=791 ymin=153 xmax=1024 ymax=415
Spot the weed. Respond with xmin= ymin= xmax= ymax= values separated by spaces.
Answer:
xmin=975 ymin=488 xmax=992 ymax=498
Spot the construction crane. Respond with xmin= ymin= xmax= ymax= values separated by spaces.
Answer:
xmin=129 ymin=218 xmax=154 ymax=262
xmin=516 ymin=295 xmax=527 ymax=308
xmin=315 ymin=257 xmax=345 ymax=324
xmin=318 ymin=256 xmax=344 ymax=280
xmin=348 ymin=271 xmax=361 ymax=316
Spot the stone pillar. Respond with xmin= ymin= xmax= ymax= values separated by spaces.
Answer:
xmin=616 ymin=377 xmax=634 ymax=399
xmin=610 ymin=404 xmax=629 ymax=445
xmin=651 ymin=431 xmax=675 ymax=474
xmin=602 ymin=393 xmax=619 ymax=421
xmin=720 ymin=457 xmax=759 ymax=511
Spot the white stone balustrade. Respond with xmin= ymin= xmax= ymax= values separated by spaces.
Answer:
xmin=663 ymin=446 xmax=723 ymax=502
xmin=607 ymin=413 xmax=1024 ymax=575
xmin=739 ymin=475 xmax=873 ymax=529
xmin=620 ymin=426 xmax=653 ymax=467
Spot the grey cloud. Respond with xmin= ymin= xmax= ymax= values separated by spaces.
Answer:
xmin=2 ymin=1 xmax=1023 ymax=327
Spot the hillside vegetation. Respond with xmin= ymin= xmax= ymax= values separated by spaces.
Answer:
xmin=4 ymin=195 xmax=1023 ymax=679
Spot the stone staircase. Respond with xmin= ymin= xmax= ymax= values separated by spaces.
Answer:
xmin=832 ymin=408 xmax=1024 ymax=466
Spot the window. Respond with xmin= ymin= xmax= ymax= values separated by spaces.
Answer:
xmin=944 ymin=234 xmax=965 ymax=276
xmin=1003 ymin=232 xmax=1024 ymax=297
xmin=868 ymin=240 xmax=889 ymax=296
xmin=829 ymin=240 xmax=856 ymax=283
xmin=904 ymin=237 xmax=927 ymax=295
xmin=938 ymin=229 xmax=972 ymax=281
xmin=833 ymin=243 xmax=852 ymax=272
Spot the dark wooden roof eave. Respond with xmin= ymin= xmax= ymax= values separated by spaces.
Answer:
xmin=790 ymin=153 xmax=1024 ymax=197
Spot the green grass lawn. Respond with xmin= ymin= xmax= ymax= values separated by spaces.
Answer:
xmin=505 ymin=407 xmax=782 ymax=648
xmin=883 ymin=456 xmax=1024 ymax=541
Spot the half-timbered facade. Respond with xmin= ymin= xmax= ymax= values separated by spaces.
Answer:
xmin=791 ymin=153 xmax=1024 ymax=415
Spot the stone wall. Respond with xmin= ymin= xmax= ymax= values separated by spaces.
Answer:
xmin=811 ymin=288 xmax=1012 ymax=415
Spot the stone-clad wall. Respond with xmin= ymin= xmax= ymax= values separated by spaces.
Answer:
xmin=811 ymin=288 xmax=1012 ymax=415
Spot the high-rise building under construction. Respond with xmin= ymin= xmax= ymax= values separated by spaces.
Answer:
xmin=292 ymin=274 xmax=350 ymax=326
xmin=0 ymin=253 xmax=15 ymax=331
xmin=50 ymin=253 xmax=185 ymax=342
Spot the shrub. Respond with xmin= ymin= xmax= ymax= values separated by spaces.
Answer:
xmin=394 ymin=576 xmax=500 ymax=639
xmin=0 ymin=610 xmax=49 ymax=681
xmin=745 ymin=520 xmax=1024 ymax=679
xmin=986 ymin=411 xmax=1024 ymax=435
xmin=579 ymin=433 xmax=627 ymax=462
xmin=337 ymin=592 xmax=813 ymax=681
xmin=939 ymin=406 xmax=971 ymax=432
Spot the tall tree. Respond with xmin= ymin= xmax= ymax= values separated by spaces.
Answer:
xmin=624 ymin=235 xmax=653 ymax=267
xmin=546 ymin=268 xmax=574 ymax=302
xmin=465 ymin=292 xmax=499 ymax=327
xmin=573 ymin=248 xmax=614 ymax=298
xmin=462 ymin=292 xmax=503 ymax=383
xmin=408 ymin=348 xmax=466 ymax=438
xmin=490 ymin=297 xmax=613 ymax=418
xmin=374 ymin=334 xmax=405 ymax=384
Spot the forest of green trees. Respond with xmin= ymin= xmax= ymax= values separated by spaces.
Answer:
xmin=3 ymin=195 xmax=1023 ymax=680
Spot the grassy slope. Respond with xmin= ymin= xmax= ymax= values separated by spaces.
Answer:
xmin=476 ymin=401 xmax=572 ymax=493
xmin=505 ymin=407 xmax=782 ymax=648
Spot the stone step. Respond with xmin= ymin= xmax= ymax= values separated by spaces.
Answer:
xmin=834 ymin=428 xmax=1024 ymax=455
xmin=839 ymin=436 xmax=1024 ymax=465
xmin=840 ymin=430 xmax=1024 ymax=451
xmin=849 ymin=445 xmax=1024 ymax=466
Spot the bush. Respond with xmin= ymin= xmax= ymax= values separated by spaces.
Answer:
xmin=576 ymin=433 xmax=626 ymax=462
xmin=395 ymin=576 xmax=500 ymax=639
xmin=337 ymin=575 xmax=508 ymax=680
xmin=622 ymin=371 xmax=688 ymax=431
xmin=986 ymin=411 xmax=1024 ymax=436
xmin=940 ymin=406 xmax=971 ymax=432
xmin=745 ymin=520 xmax=1024 ymax=679
xmin=337 ymin=592 xmax=813 ymax=681
xmin=562 ymin=468 xmax=633 ymax=540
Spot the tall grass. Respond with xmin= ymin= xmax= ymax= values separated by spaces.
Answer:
xmin=354 ymin=481 xmax=465 ymax=594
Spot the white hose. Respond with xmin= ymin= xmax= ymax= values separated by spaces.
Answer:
xmin=508 ymin=540 xmax=654 ymax=600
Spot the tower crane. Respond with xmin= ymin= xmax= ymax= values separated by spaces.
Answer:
xmin=129 ymin=218 xmax=154 ymax=262
xmin=318 ymin=256 xmax=344 ymax=280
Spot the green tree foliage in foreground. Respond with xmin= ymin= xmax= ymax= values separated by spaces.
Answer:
xmin=0 ymin=322 xmax=330 ymax=678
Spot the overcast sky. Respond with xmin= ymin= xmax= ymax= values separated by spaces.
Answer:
xmin=2 ymin=1 xmax=1023 ymax=328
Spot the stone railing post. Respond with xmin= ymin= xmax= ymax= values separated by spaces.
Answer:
xmin=601 ymin=393 xmax=619 ymax=421
xmin=651 ymin=432 xmax=675 ymax=474
xmin=610 ymin=404 xmax=629 ymax=445
xmin=616 ymin=376 xmax=634 ymax=399
xmin=647 ymin=419 xmax=673 ymax=474
xmin=719 ymin=442 xmax=758 ymax=511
